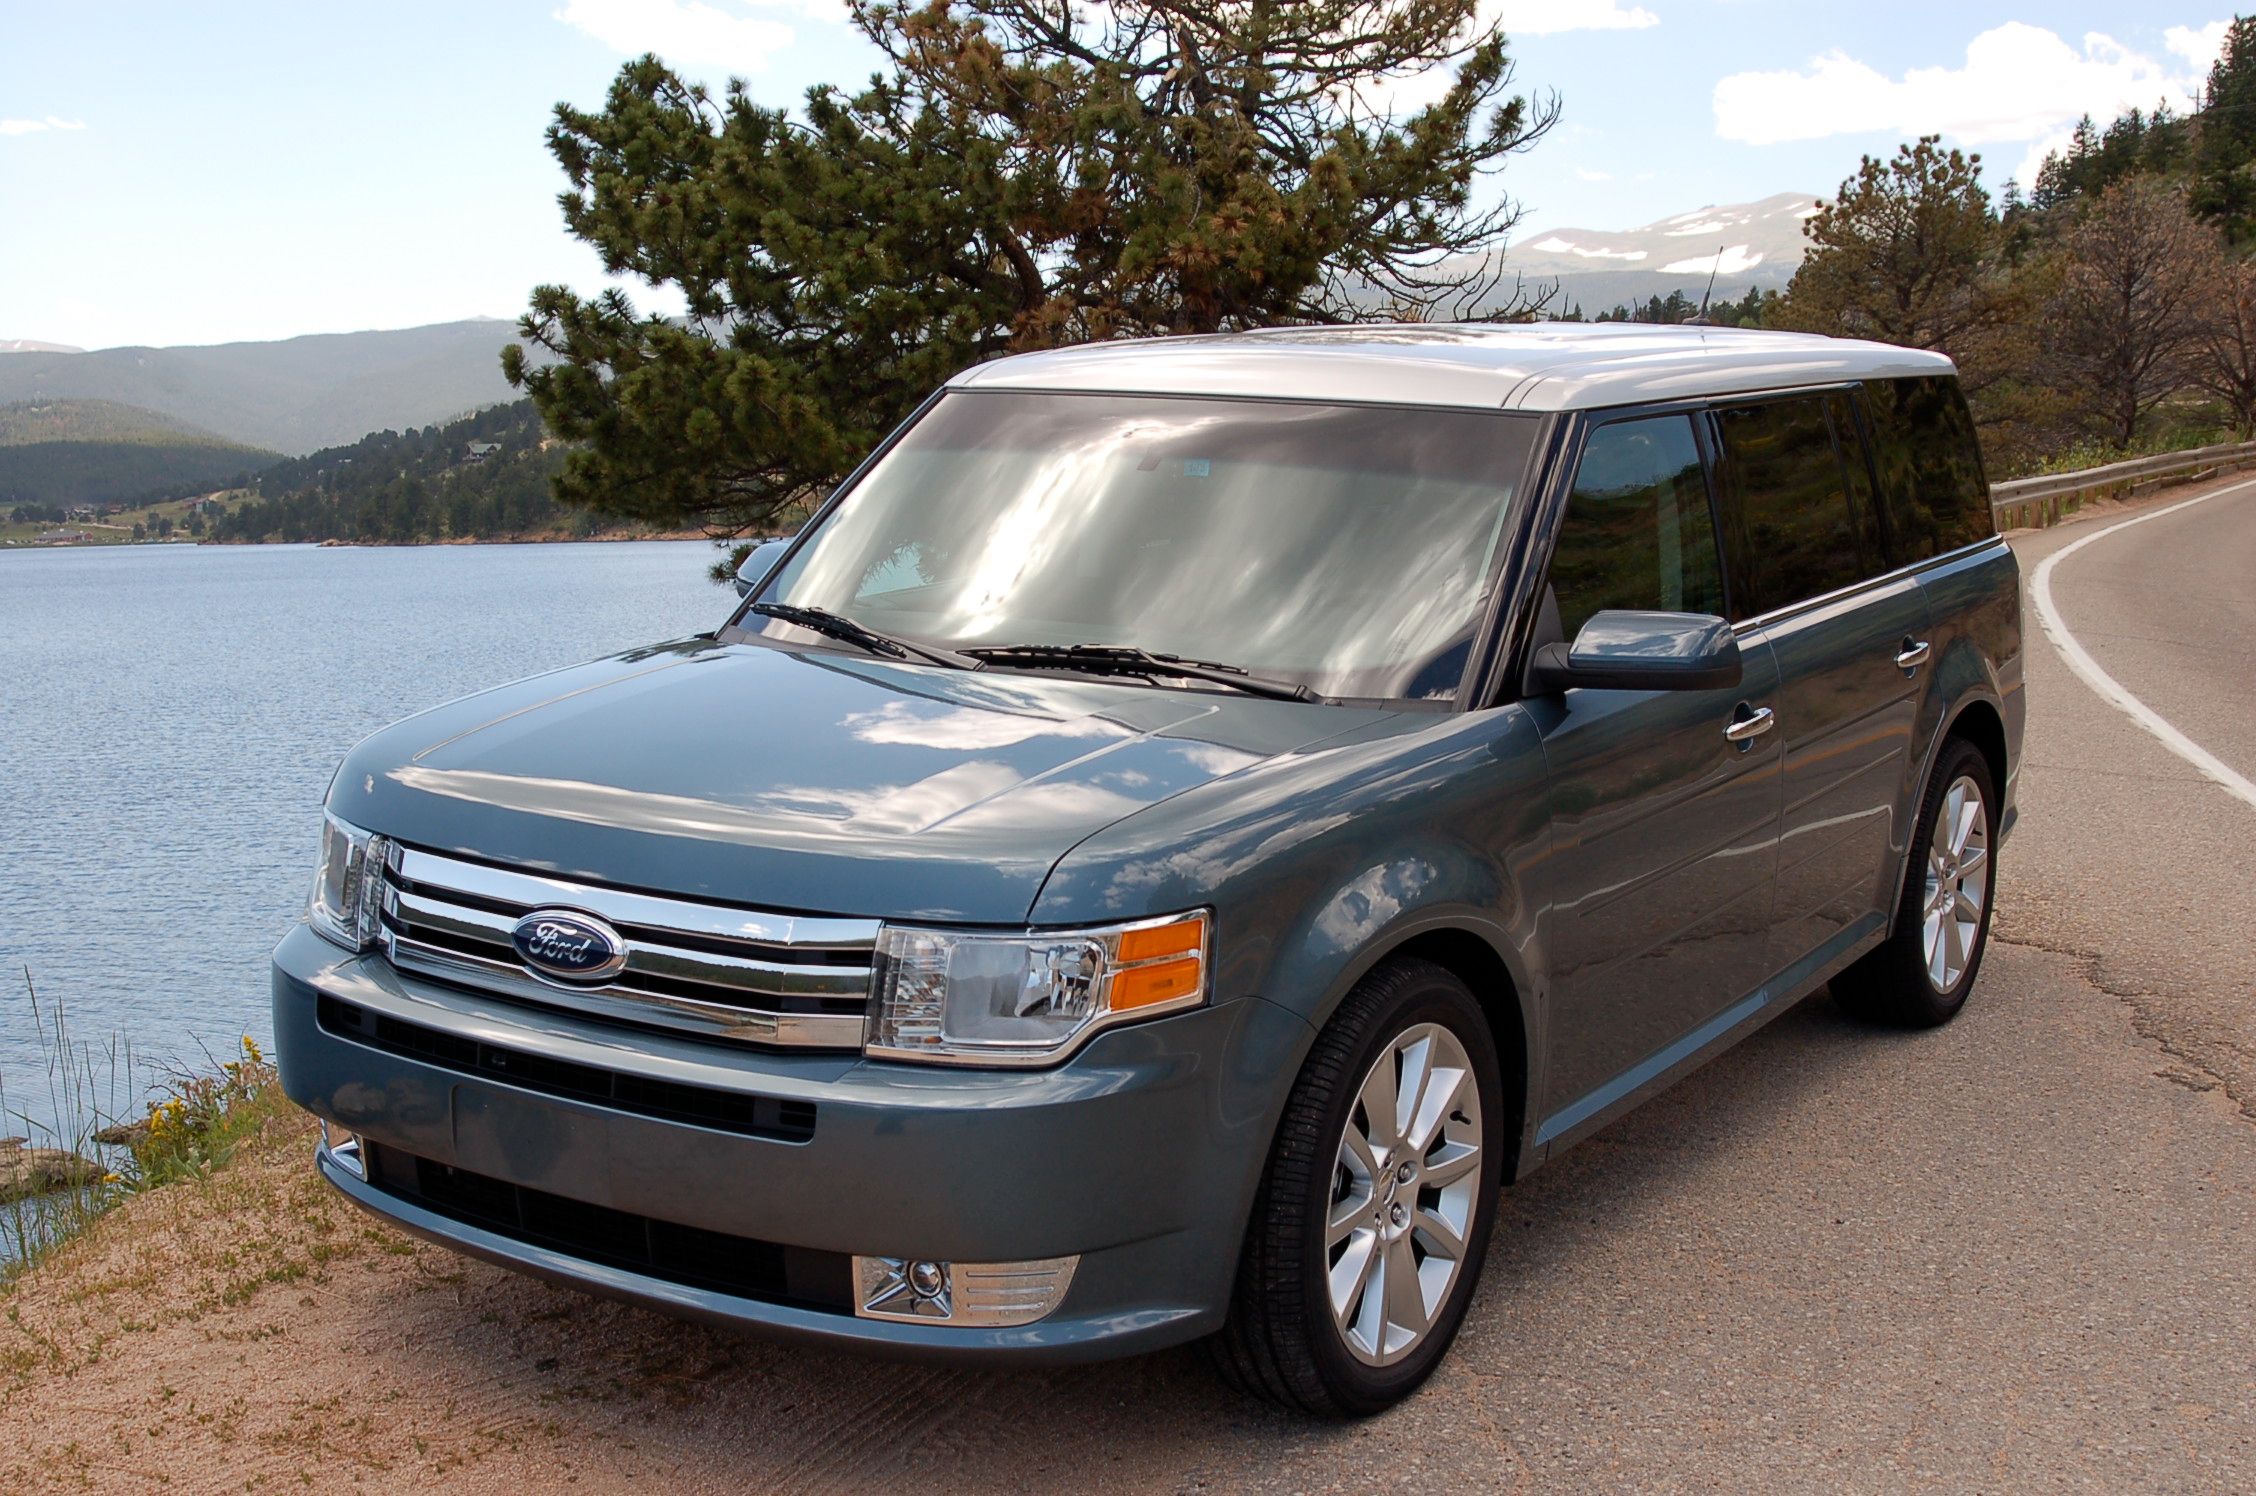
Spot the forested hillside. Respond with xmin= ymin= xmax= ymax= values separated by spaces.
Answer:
xmin=0 ymin=399 xmax=279 ymax=508
xmin=0 ymin=320 xmax=529 ymax=455
xmin=207 ymin=401 xmax=615 ymax=544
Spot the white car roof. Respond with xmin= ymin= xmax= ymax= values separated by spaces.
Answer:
xmin=946 ymin=322 xmax=1957 ymax=413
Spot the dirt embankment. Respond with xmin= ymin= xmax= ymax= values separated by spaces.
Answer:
xmin=0 ymin=1109 xmax=1247 ymax=1494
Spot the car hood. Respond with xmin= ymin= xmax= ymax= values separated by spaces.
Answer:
xmin=330 ymin=637 xmax=1392 ymax=922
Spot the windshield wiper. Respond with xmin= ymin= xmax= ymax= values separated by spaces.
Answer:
xmin=963 ymin=643 xmax=1315 ymax=702
xmin=748 ymin=604 xmax=980 ymax=671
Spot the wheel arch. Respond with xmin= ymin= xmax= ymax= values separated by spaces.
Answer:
xmin=1309 ymin=919 xmax=1536 ymax=1183
xmin=1887 ymin=690 xmax=2009 ymax=927
xmin=1944 ymin=695 xmax=2009 ymax=803
xmin=1385 ymin=927 xmax=1532 ymax=1180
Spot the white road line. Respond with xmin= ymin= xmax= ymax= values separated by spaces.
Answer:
xmin=2027 ymin=476 xmax=2256 ymax=813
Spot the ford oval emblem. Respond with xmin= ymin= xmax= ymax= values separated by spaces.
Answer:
xmin=510 ymin=909 xmax=629 ymax=983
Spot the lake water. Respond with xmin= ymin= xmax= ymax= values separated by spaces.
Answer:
xmin=0 ymin=541 xmax=727 ymax=1139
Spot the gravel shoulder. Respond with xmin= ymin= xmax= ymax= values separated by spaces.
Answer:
xmin=4 ymin=486 xmax=2252 ymax=1494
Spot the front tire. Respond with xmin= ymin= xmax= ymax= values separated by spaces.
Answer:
xmin=1833 ymin=737 xmax=1997 ymax=1028
xmin=1211 ymin=958 xmax=1505 ymax=1416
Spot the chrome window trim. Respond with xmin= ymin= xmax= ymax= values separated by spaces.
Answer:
xmin=1729 ymin=534 xmax=2008 ymax=634
xmin=379 ymin=846 xmax=877 ymax=1050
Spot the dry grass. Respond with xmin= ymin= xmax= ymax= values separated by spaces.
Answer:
xmin=0 ymin=1096 xmax=1242 ymax=1494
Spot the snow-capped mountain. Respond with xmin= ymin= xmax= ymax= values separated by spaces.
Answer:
xmin=1505 ymin=191 xmax=1823 ymax=312
xmin=0 ymin=339 xmax=85 ymax=354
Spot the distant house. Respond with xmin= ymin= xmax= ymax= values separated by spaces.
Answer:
xmin=36 ymin=528 xmax=90 ymax=545
xmin=183 ymin=496 xmax=221 ymax=513
xmin=465 ymin=441 xmax=502 ymax=464
xmin=64 ymin=505 xmax=97 ymax=523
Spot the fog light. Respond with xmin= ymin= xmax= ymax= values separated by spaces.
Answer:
xmin=853 ymin=1253 xmax=1079 ymax=1327
xmin=319 ymin=1120 xmax=364 ymax=1180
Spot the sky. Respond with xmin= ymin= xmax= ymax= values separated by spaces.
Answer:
xmin=0 ymin=1 xmax=2238 ymax=351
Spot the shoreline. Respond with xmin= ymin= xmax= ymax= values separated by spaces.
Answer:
xmin=1 ymin=529 xmax=716 ymax=552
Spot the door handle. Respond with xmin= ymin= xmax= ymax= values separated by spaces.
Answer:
xmin=1895 ymin=638 xmax=1932 ymax=671
xmin=1724 ymin=704 xmax=1775 ymax=744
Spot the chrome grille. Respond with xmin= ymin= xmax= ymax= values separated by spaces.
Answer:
xmin=378 ymin=846 xmax=876 ymax=1049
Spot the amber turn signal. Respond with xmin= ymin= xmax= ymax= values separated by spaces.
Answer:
xmin=1118 ymin=915 xmax=1206 ymax=964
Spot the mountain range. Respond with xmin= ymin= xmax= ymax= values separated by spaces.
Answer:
xmin=0 ymin=319 xmax=529 ymax=456
xmin=0 ymin=190 xmax=1825 ymax=476
xmin=1506 ymin=190 xmax=1820 ymax=314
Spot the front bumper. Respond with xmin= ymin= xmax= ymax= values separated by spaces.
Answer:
xmin=273 ymin=923 xmax=1309 ymax=1363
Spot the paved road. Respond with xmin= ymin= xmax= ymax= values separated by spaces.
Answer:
xmin=2003 ymin=481 xmax=2256 ymax=1136
xmin=12 ymin=482 xmax=2255 ymax=1493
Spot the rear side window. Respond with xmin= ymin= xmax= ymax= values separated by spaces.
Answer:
xmin=1861 ymin=376 xmax=1993 ymax=559
xmin=1549 ymin=414 xmax=1725 ymax=639
xmin=1712 ymin=395 xmax=1881 ymax=617
xmin=1826 ymin=391 xmax=1883 ymax=539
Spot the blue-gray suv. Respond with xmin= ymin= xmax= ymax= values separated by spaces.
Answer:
xmin=275 ymin=323 xmax=2022 ymax=1414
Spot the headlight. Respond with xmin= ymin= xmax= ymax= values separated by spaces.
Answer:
xmin=866 ymin=911 xmax=1210 ymax=1065
xmin=308 ymin=812 xmax=391 ymax=951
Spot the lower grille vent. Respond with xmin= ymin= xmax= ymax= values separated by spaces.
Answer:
xmin=362 ymin=1143 xmax=855 ymax=1312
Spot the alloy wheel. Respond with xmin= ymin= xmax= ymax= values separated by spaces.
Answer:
xmin=1325 ymin=1022 xmax=1484 ymax=1367
xmin=1921 ymin=773 xmax=1989 ymax=991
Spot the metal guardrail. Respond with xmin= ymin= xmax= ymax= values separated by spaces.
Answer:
xmin=1991 ymin=439 xmax=2256 ymax=529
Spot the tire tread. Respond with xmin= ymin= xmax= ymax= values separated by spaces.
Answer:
xmin=1208 ymin=957 xmax=1491 ymax=1416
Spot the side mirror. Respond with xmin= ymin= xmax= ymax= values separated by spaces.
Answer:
xmin=1526 ymin=610 xmax=1743 ymax=694
xmin=733 ymin=537 xmax=793 ymax=599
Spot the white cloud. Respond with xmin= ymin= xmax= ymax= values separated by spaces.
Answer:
xmin=1 ymin=116 xmax=87 ymax=137
xmin=1351 ymin=0 xmax=1660 ymax=116
xmin=1489 ymin=0 xmax=1659 ymax=36
xmin=1574 ymin=166 xmax=1615 ymax=181
xmin=554 ymin=0 xmax=803 ymax=73
xmin=1712 ymin=21 xmax=2221 ymax=179
xmin=2166 ymin=20 xmax=2231 ymax=71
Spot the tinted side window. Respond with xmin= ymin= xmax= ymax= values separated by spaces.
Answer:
xmin=1713 ymin=395 xmax=1877 ymax=616
xmin=1825 ymin=390 xmax=1886 ymax=562
xmin=1862 ymin=375 xmax=1993 ymax=559
xmin=1549 ymin=414 xmax=1725 ymax=640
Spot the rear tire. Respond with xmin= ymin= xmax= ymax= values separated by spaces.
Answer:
xmin=1832 ymin=737 xmax=1997 ymax=1028
xmin=1210 ymin=958 xmax=1505 ymax=1416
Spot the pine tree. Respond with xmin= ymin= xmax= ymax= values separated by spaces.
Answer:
xmin=2032 ymin=116 xmax=2101 ymax=211
xmin=2193 ymin=17 xmax=2256 ymax=240
xmin=504 ymin=1 xmax=1559 ymax=537
xmin=1777 ymin=137 xmax=2013 ymax=381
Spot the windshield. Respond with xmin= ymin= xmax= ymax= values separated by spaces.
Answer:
xmin=744 ymin=391 xmax=1538 ymax=701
